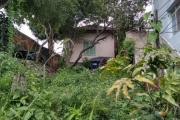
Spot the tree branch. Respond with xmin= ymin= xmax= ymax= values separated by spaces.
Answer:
xmin=0 ymin=0 xmax=9 ymax=9
xmin=71 ymin=35 xmax=108 ymax=67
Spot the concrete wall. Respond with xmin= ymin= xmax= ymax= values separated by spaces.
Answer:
xmin=153 ymin=0 xmax=180 ymax=52
xmin=70 ymin=33 xmax=115 ymax=63
xmin=126 ymin=31 xmax=150 ymax=63
xmin=126 ymin=31 xmax=179 ymax=63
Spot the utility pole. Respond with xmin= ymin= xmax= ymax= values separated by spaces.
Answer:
xmin=154 ymin=9 xmax=161 ymax=90
xmin=154 ymin=9 xmax=160 ymax=49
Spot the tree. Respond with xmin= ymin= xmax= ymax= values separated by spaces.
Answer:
xmin=0 ymin=11 xmax=8 ymax=51
xmin=0 ymin=0 xmax=9 ymax=8
xmin=9 ymin=0 xmax=77 ymax=67
xmin=8 ymin=0 xmax=150 ymax=67
xmin=71 ymin=0 xmax=150 ymax=66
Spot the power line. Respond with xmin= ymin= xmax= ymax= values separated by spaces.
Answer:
xmin=159 ymin=12 xmax=169 ymax=20
xmin=160 ymin=18 xmax=174 ymax=34
xmin=160 ymin=31 xmax=178 ymax=34
xmin=158 ymin=0 xmax=171 ymax=11
xmin=159 ymin=1 xmax=180 ymax=20
xmin=161 ymin=21 xmax=180 ymax=34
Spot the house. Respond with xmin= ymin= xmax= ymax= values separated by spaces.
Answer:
xmin=153 ymin=0 xmax=180 ymax=54
xmin=14 ymin=30 xmax=60 ymax=71
xmin=70 ymin=26 xmax=118 ymax=65
xmin=126 ymin=30 xmax=179 ymax=63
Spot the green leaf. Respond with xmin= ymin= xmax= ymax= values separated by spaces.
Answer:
xmin=162 ymin=94 xmax=179 ymax=107
xmin=132 ymin=67 xmax=145 ymax=77
xmin=89 ymin=110 xmax=93 ymax=120
xmin=12 ymin=94 xmax=20 ymax=99
xmin=133 ymin=75 xmax=156 ymax=86
xmin=17 ymin=106 xmax=28 ymax=111
xmin=165 ymin=89 xmax=172 ymax=95
xmin=143 ymin=12 xmax=151 ymax=21
xmin=147 ymin=32 xmax=157 ymax=42
xmin=10 ymin=108 xmax=21 ymax=118
xmin=24 ymin=112 xmax=32 ymax=120
xmin=150 ymin=21 xmax=162 ymax=31
xmin=136 ymin=93 xmax=149 ymax=97
xmin=68 ymin=113 xmax=76 ymax=120
xmin=123 ymin=64 xmax=132 ymax=71
xmin=61 ymin=38 xmax=74 ymax=45
xmin=31 ymin=86 xmax=37 ymax=91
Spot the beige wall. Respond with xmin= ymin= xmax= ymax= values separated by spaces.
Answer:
xmin=126 ymin=31 xmax=149 ymax=63
xmin=126 ymin=31 xmax=179 ymax=63
xmin=70 ymin=33 xmax=115 ymax=63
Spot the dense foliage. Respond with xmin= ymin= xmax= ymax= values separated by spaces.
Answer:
xmin=1 ymin=1 xmax=180 ymax=120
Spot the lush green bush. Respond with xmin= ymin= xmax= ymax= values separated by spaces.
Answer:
xmin=0 ymin=52 xmax=57 ymax=119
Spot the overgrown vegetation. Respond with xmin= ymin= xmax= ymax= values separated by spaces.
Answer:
xmin=1 ymin=1 xmax=180 ymax=120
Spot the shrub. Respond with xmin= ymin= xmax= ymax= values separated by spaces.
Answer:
xmin=81 ymin=57 xmax=91 ymax=69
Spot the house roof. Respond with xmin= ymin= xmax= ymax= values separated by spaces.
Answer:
xmin=76 ymin=25 xmax=115 ymax=32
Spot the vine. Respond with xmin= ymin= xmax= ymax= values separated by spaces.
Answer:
xmin=6 ymin=3 xmax=15 ymax=55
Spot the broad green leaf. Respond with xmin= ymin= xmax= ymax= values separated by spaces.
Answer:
xmin=24 ymin=112 xmax=32 ymax=120
xmin=162 ymin=94 xmax=179 ymax=107
xmin=133 ymin=75 xmax=156 ymax=86
xmin=132 ymin=67 xmax=145 ymax=77
xmin=147 ymin=32 xmax=157 ymax=42
xmin=150 ymin=21 xmax=162 ymax=31
xmin=165 ymin=89 xmax=172 ymax=95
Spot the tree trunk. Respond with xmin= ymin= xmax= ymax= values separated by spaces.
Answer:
xmin=36 ymin=40 xmax=48 ymax=62
xmin=47 ymin=38 xmax=54 ymax=69
xmin=0 ymin=0 xmax=9 ymax=8
xmin=65 ymin=41 xmax=74 ymax=66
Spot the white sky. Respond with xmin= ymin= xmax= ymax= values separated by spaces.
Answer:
xmin=145 ymin=4 xmax=152 ymax=13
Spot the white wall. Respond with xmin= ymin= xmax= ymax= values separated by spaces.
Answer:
xmin=154 ymin=0 xmax=180 ymax=52
xmin=70 ymin=33 xmax=115 ymax=63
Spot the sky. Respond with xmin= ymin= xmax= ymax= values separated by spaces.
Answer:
xmin=1 ymin=4 xmax=152 ymax=54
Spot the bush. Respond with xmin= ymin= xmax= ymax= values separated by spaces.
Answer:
xmin=81 ymin=57 xmax=91 ymax=69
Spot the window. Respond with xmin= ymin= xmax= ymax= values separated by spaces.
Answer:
xmin=172 ymin=3 xmax=180 ymax=34
xmin=83 ymin=41 xmax=95 ymax=56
